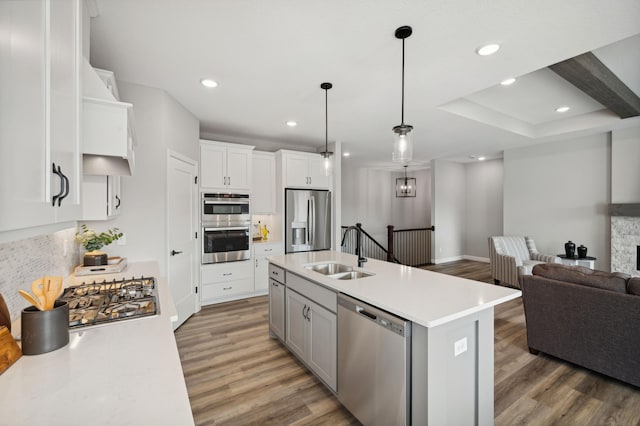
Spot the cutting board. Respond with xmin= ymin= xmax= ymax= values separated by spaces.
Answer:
xmin=0 ymin=326 xmax=22 ymax=375
xmin=0 ymin=294 xmax=10 ymax=332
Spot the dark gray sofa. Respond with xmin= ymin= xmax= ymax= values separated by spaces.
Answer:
xmin=522 ymin=263 xmax=640 ymax=388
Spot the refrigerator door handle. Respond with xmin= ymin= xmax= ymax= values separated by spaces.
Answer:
xmin=310 ymin=196 xmax=315 ymax=247
xmin=307 ymin=198 xmax=311 ymax=245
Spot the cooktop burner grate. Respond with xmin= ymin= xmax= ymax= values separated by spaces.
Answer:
xmin=59 ymin=277 xmax=158 ymax=329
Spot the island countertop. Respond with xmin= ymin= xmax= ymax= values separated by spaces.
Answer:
xmin=267 ymin=251 xmax=521 ymax=328
xmin=0 ymin=261 xmax=194 ymax=426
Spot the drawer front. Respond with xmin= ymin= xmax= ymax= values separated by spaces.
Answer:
xmin=268 ymin=264 xmax=286 ymax=284
xmin=287 ymin=273 xmax=337 ymax=313
xmin=202 ymin=261 xmax=253 ymax=284
xmin=202 ymin=278 xmax=254 ymax=300
xmin=254 ymin=243 xmax=284 ymax=257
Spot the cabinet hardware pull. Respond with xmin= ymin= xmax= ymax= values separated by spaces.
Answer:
xmin=115 ymin=195 xmax=121 ymax=209
xmin=51 ymin=163 xmax=64 ymax=206
xmin=228 ymin=176 xmax=230 ymax=185
xmin=223 ymin=286 xmax=232 ymax=290
xmin=223 ymin=272 xmax=232 ymax=276
xmin=265 ymin=249 xmax=272 ymax=252
xmin=307 ymin=307 xmax=311 ymax=322
xmin=57 ymin=166 xmax=69 ymax=207
xmin=170 ymin=250 xmax=183 ymax=256
xmin=302 ymin=304 xmax=307 ymax=320
xmin=255 ymin=259 xmax=258 ymax=267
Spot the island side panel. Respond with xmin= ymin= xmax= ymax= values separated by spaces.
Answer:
xmin=412 ymin=308 xmax=494 ymax=426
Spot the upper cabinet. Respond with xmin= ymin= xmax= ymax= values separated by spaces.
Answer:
xmin=82 ymin=175 xmax=122 ymax=221
xmin=280 ymin=151 xmax=331 ymax=189
xmin=0 ymin=0 xmax=82 ymax=232
xmin=252 ymin=152 xmax=276 ymax=214
xmin=82 ymin=59 xmax=136 ymax=176
xmin=200 ymin=140 xmax=254 ymax=191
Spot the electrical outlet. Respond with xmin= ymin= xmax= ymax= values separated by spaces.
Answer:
xmin=454 ymin=337 xmax=467 ymax=357
xmin=117 ymin=233 xmax=127 ymax=246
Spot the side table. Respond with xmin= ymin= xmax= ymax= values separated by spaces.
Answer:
xmin=557 ymin=255 xmax=597 ymax=269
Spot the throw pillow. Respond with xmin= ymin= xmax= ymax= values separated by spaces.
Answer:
xmin=627 ymin=277 xmax=640 ymax=296
xmin=532 ymin=263 xmax=629 ymax=294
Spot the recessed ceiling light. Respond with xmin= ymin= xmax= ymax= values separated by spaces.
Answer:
xmin=343 ymin=152 xmax=350 ymax=157
xmin=200 ymin=78 xmax=218 ymax=88
xmin=500 ymin=78 xmax=516 ymax=86
xmin=555 ymin=106 xmax=570 ymax=113
xmin=478 ymin=156 xmax=486 ymax=161
xmin=476 ymin=43 xmax=501 ymax=56
xmin=286 ymin=120 xmax=297 ymax=127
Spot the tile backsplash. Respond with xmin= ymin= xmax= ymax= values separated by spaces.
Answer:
xmin=611 ymin=216 xmax=640 ymax=277
xmin=0 ymin=227 xmax=80 ymax=323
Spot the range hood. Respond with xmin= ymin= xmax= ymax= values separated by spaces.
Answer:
xmin=82 ymin=58 xmax=136 ymax=176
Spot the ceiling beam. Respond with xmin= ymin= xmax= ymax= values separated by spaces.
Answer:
xmin=549 ymin=52 xmax=640 ymax=119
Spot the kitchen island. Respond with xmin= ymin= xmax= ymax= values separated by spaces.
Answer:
xmin=268 ymin=251 xmax=521 ymax=426
xmin=0 ymin=262 xmax=194 ymax=426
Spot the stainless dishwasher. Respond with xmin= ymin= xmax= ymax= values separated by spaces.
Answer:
xmin=337 ymin=294 xmax=411 ymax=426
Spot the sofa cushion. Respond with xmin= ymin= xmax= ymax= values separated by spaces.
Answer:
xmin=531 ymin=263 xmax=629 ymax=294
xmin=628 ymin=277 xmax=640 ymax=296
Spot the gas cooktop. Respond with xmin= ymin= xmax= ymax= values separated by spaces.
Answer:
xmin=59 ymin=277 xmax=158 ymax=329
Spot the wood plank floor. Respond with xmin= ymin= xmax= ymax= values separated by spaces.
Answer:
xmin=175 ymin=260 xmax=640 ymax=425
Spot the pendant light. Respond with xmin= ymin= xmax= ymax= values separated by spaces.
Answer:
xmin=395 ymin=165 xmax=416 ymax=197
xmin=392 ymin=25 xmax=413 ymax=164
xmin=320 ymin=82 xmax=333 ymax=176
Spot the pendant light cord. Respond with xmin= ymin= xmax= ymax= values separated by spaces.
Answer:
xmin=401 ymin=37 xmax=405 ymax=126
xmin=325 ymin=87 xmax=328 ymax=151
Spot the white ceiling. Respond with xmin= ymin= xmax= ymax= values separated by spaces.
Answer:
xmin=89 ymin=0 xmax=640 ymax=169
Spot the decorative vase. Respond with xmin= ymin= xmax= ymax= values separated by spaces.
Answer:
xmin=577 ymin=245 xmax=588 ymax=259
xmin=564 ymin=241 xmax=576 ymax=258
xmin=83 ymin=250 xmax=108 ymax=266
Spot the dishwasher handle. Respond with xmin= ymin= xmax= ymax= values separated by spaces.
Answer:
xmin=356 ymin=305 xmax=377 ymax=321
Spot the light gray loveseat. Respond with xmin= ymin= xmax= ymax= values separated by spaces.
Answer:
xmin=522 ymin=263 xmax=640 ymax=387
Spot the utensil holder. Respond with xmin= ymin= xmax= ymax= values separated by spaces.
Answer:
xmin=21 ymin=301 xmax=69 ymax=355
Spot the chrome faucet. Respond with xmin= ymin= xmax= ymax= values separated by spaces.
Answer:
xmin=342 ymin=224 xmax=368 ymax=268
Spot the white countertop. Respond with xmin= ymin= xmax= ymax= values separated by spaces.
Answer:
xmin=268 ymin=251 xmax=521 ymax=328
xmin=0 ymin=261 xmax=194 ymax=426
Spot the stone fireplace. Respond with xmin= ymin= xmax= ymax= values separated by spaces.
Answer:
xmin=610 ymin=204 xmax=640 ymax=276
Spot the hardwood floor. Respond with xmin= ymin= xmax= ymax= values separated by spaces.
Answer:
xmin=175 ymin=260 xmax=640 ymax=425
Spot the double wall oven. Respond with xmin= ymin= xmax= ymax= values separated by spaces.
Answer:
xmin=201 ymin=193 xmax=251 ymax=264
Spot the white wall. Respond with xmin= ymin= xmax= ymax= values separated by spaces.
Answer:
xmin=84 ymin=83 xmax=199 ymax=276
xmin=432 ymin=160 xmax=466 ymax=263
xmin=391 ymin=169 xmax=432 ymax=229
xmin=504 ymin=133 xmax=610 ymax=270
xmin=341 ymin=167 xmax=393 ymax=243
xmin=465 ymin=159 xmax=503 ymax=259
xmin=611 ymin=126 xmax=640 ymax=203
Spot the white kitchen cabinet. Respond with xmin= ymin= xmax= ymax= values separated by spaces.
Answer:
xmin=269 ymin=263 xmax=286 ymax=342
xmin=254 ymin=242 xmax=284 ymax=290
xmin=284 ymin=273 xmax=337 ymax=391
xmin=81 ymin=175 xmax=122 ymax=220
xmin=200 ymin=261 xmax=254 ymax=305
xmin=200 ymin=140 xmax=254 ymax=191
xmin=252 ymin=151 xmax=276 ymax=214
xmin=280 ymin=151 xmax=330 ymax=189
xmin=0 ymin=0 xmax=82 ymax=232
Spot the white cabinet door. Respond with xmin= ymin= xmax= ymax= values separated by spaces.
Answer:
xmin=50 ymin=0 xmax=81 ymax=222
xmin=284 ymin=153 xmax=310 ymax=187
xmin=269 ymin=279 xmax=285 ymax=341
xmin=285 ymin=289 xmax=308 ymax=360
xmin=226 ymin=147 xmax=251 ymax=190
xmin=255 ymin=257 xmax=269 ymax=290
xmin=308 ymin=156 xmax=330 ymax=189
xmin=200 ymin=144 xmax=226 ymax=189
xmin=307 ymin=300 xmax=337 ymax=391
xmin=252 ymin=152 xmax=276 ymax=214
xmin=107 ymin=176 xmax=121 ymax=217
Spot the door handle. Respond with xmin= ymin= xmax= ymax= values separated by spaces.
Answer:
xmin=51 ymin=163 xmax=64 ymax=206
xmin=302 ymin=304 xmax=308 ymax=320
xmin=57 ymin=166 xmax=69 ymax=206
xmin=306 ymin=306 xmax=311 ymax=322
xmin=115 ymin=195 xmax=121 ymax=209
xmin=170 ymin=250 xmax=183 ymax=256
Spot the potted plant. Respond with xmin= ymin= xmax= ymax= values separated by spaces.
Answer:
xmin=75 ymin=224 xmax=123 ymax=266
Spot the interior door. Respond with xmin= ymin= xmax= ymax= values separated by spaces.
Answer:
xmin=167 ymin=152 xmax=199 ymax=329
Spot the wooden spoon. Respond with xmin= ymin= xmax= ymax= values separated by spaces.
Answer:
xmin=18 ymin=290 xmax=43 ymax=311
xmin=31 ymin=278 xmax=46 ymax=310
xmin=43 ymin=276 xmax=63 ymax=310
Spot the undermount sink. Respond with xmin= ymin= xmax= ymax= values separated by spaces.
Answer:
xmin=331 ymin=271 xmax=375 ymax=280
xmin=304 ymin=263 xmax=375 ymax=280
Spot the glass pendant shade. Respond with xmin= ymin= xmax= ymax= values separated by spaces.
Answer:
xmin=321 ymin=151 xmax=333 ymax=176
xmin=392 ymin=124 xmax=413 ymax=163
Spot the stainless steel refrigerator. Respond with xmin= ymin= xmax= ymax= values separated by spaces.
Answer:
xmin=285 ymin=189 xmax=331 ymax=253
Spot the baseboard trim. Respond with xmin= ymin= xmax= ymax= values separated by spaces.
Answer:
xmin=432 ymin=255 xmax=490 ymax=264
xmin=463 ymin=255 xmax=490 ymax=263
